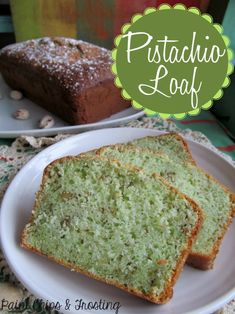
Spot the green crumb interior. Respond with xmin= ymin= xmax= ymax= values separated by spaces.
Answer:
xmin=131 ymin=136 xmax=190 ymax=164
xmin=25 ymin=157 xmax=197 ymax=296
xmin=100 ymin=146 xmax=231 ymax=255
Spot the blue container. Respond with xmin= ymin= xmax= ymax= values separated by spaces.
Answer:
xmin=0 ymin=15 xmax=14 ymax=33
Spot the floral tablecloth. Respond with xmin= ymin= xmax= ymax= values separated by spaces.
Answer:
xmin=0 ymin=116 xmax=234 ymax=314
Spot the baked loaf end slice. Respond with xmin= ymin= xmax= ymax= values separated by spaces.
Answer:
xmin=97 ymin=144 xmax=235 ymax=270
xmin=0 ymin=37 xmax=130 ymax=124
xmin=131 ymin=133 xmax=196 ymax=165
xmin=21 ymin=155 xmax=202 ymax=303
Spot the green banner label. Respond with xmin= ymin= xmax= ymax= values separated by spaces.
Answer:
xmin=112 ymin=4 xmax=234 ymax=119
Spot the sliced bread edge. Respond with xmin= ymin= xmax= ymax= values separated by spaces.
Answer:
xmin=21 ymin=155 xmax=203 ymax=304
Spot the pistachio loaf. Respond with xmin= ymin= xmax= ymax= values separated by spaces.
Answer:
xmin=21 ymin=155 xmax=202 ymax=303
xmin=97 ymin=144 xmax=235 ymax=270
xmin=0 ymin=37 xmax=130 ymax=124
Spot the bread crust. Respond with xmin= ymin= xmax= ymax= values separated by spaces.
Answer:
xmin=142 ymin=133 xmax=235 ymax=269
xmin=97 ymin=140 xmax=235 ymax=270
xmin=186 ymin=185 xmax=235 ymax=270
xmin=131 ymin=132 xmax=197 ymax=165
xmin=21 ymin=155 xmax=203 ymax=304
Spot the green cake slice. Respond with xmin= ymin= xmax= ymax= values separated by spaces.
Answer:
xmin=21 ymin=155 xmax=202 ymax=303
xmin=97 ymin=145 xmax=235 ymax=270
xmin=131 ymin=133 xmax=196 ymax=165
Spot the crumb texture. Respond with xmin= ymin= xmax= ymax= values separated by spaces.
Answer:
xmin=24 ymin=157 xmax=198 ymax=297
xmin=131 ymin=135 xmax=192 ymax=164
xmin=99 ymin=145 xmax=232 ymax=255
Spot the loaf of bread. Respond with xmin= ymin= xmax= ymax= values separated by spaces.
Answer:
xmin=21 ymin=155 xmax=202 ymax=304
xmin=0 ymin=37 xmax=130 ymax=124
xmin=97 ymin=143 xmax=235 ymax=270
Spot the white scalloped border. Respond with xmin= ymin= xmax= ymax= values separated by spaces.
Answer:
xmin=112 ymin=3 xmax=234 ymax=120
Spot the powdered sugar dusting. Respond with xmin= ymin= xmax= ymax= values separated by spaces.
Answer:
xmin=1 ymin=37 xmax=113 ymax=93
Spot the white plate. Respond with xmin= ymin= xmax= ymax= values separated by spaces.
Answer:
xmin=0 ymin=75 xmax=144 ymax=138
xmin=1 ymin=128 xmax=235 ymax=314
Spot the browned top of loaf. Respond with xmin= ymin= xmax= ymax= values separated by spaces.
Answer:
xmin=0 ymin=37 xmax=113 ymax=94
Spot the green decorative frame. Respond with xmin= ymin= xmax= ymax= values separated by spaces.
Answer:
xmin=112 ymin=3 xmax=234 ymax=120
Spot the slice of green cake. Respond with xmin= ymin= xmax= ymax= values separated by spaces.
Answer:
xmin=131 ymin=133 xmax=196 ymax=165
xmin=97 ymin=145 xmax=235 ymax=270
xmin=21 ymin=155 xmax=202 ymax=303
